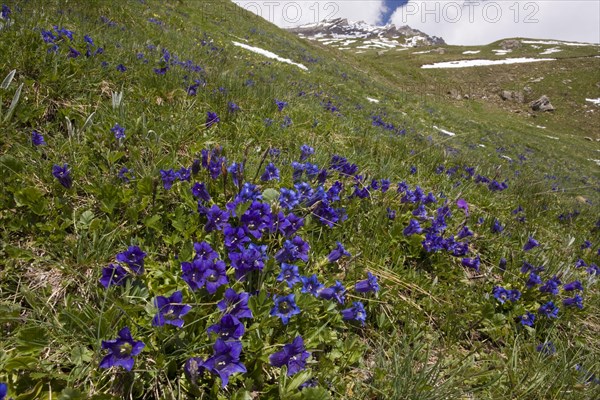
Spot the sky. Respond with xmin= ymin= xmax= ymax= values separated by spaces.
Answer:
xmin=232 ymin=1 xmax=600 ymax=45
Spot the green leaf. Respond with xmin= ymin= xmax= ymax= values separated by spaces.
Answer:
xmin=144 ymin=214 xmax=162 ymax=231
xmin=13 ymin=187 xmax=48 ymax=215
xmin=262 ymin=188 xmax=280 ymax=204
xmin=5 ymin=82 xmax=24 ymax=121
xmin=1 ymin=68 xmax=16 ymax=89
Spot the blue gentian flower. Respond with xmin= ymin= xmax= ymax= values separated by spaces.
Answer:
xmin=205 ymin=204 xmax=229 ymax=232
xmin=539 ymin=275 xmax=561 ymax=295
xmin=456 ymin=199 xmax=469 ymax=216
xmin=229 ymin=246 xmax=265 ymax=280
xmin=575 ymin=259 xmax=587 ymax=269
xmin=152 ymin=291 xmax=192 ymax=328
xmin=176 ymin=167 xmax=191 ymax=182
xmin=200 ymin=339 xmax=247 ymax=387
xmin=52 ymin=163 xmax=72 ymax=188
xmin=281 ymin=115 xmax=292 ymax=128
xmin=403 ymin=219 xmax=422 ymax=236
xmin=202 ymin=260 xmax=228 ymax=294
xmin=319 ymin=280 xmax=346 ymax=304
xmin=457 ymin=225 xmax=473 ymax=239
xmin=492 ymin=286 xmax=510 ymax=304
xmin=275 ymin=99 xmax=287 ymax=111
xmin=99 ymin=263 xmax=129 ymax=288
xmin=227 ymin=162 xmax=244 ymax=186
xmin=491 ymin=219 xmax=504 ymax=233
xmin=207 ymin=314 xmax=245 ymax=340
xmin=327 ymin=242 xmax=351 ymax=263
xmin=194 ymin=241 xmax=219 ymax=261
xmin=563 ymin=294 xmax=583 ymax=309
xmin=206 ymin=111 xmax=220 ymax=128
xmin=277 ymin=263 xmax=301 ymax=288
xmin=160 ymin=169 xmax=177 ymax=190
xmin=538 ymin=301 xmax=559 ymax=318
xmin=111 ymin=123 xmax=125 ymax=140
xmin=191 ymin=182 xmax=211 ymax=202
xmin=223 ymin=225 xmax=250 ymax=252
xmin=301 ymin=274 xmax=324 ymax=296
xmin=519 ymin=312 xmax=535 ymax=327
xmin=228 ymin=102 xmax=240 ymax=113
xmin=271 ymin=294 xmax=301 ymax=324
xmin=116 ymin=245 xmax=146 ymax=274
xmin=1 ymin=4 xmax=10 ymax=19
xmin=525 ymin=272 xmax=543 ymax=288
xmin=68 ymin=46 xmax=81 ymax=58
xmin=181 ymin=260 xmax=205 ymax=291
xmin=31 ymin=130 xmax=46 ymax=146
xmin=261 ymin=162 xmax=280 ymax=181
xmin=587 ymin=263 xmax=600 ymax=275
xmin=581 ymin=240 xmax=592 ymax=249
xmin=99 ymin=327 xmax=145 ymax=371
xmin=563 ymin=280 xmax=583 ymax=291
xmin=387 ymin=208 xmax=396 ymax=220
xmin=499 ymin=257 xmax=507 ymax=271
xmin=218 ymin=289 xmax=253 ymax=319
xmin=341 ymin=301 xmax=367 ymax=325
xmin=116 ymin=64 xmax=127 ymax=72
xmin=355 ymin=272 xmax=379 ymax=293
xmin=461 ymin=255 xmax=481 ymax=272
xmin=299 ymin=145 xmax=314 ymax=161
xmin=523 ymin=236 xmax=540 ymax=251
xmin=269 ymin=336 xmax=310 ymax=376
xmin=275 ymin=236 xmax=310 ymax=264
xmin=0 ymin=382 xmax=7 ymax=400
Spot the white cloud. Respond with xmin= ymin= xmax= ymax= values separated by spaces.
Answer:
xmin=389 ymin=1 xmax=600 ymax=45
xmin=233 ymin=1 xmax=385 ymax=28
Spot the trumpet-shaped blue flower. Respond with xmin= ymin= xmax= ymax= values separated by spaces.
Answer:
xmin=152 ymin=291 xmax=192 ymax=328
xmin=52 ymin=163 xmax=72 ymax=188
xmin=116 ymin=245 xmax=146 ymax=275
xmin=99 ymin=263 xmax=129 ymax=288
xmin=269 ymin=336 xmax=310 ymax=376
xmin=218 ymin=289 xmax=253 ymax=319
xmin=271 ymin=294 xmax=300 ymax=324
xmin=207 ymin=314 xmax=245 ymax=340
xmin=341 ymin=301 xmax=367 ymax=325
xmin=100 ymin=327 xmax=145 ymax=371
xmin=355 ymin=272 xmax=379 ymax=293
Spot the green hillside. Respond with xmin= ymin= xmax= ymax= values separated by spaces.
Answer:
xmin=0 ymin=1 xmax=599 ymax=399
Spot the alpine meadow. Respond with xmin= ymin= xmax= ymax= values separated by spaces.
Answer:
xmin=0 ymin=1 xmax=599 ymax=399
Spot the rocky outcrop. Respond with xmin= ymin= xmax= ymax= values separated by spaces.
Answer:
xmin=531 ymin=95 xmax=555 ymax=112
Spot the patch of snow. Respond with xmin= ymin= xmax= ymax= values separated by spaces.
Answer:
xmin=478 ymin=144 xmax=486 ymax=147
xmin=366 ymin=97 xmax=380 ymax=103
xmin=433 ymin=125 xmax=456 ymax=136
xmin=422 ymin=57 xmax=556 ymax=69
xmin=588 ymin=159 xmax=600 ymax=166
xmin=522 ymin=40 xmax=598 ymax=47
xmin=413 ymin=50 xmax=431 ymax=54
xmin=586 ymin=98 xmax=600 ymax=106
xmin=355 ymin=50 xmax=366 ymax=54
xmin=544 ymin=135 xmax=559 ymax=140
xmin=232 ymin=41 xmax=308 ymax=71
xmin=462 ymin=50 xmax=481 ymax=54
xmin=540 ymin=47 xmax=562 ymax=55
xmin=535 ymin=125 xmax=546 ymax=129
xmin=492 ymin=49 xmax=512 ymax=55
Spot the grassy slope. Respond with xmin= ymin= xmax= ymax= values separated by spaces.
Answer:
xmin=0 ymin=0 xmax=599 ymax=399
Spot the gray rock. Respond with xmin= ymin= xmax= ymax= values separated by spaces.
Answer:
xmin=531 ymin=95 xmax=554 ymax=112
xmin=500 ymin=90 xmax=525 ymax=103
xmin=500 ymin=39 xmax=521 ymax=50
